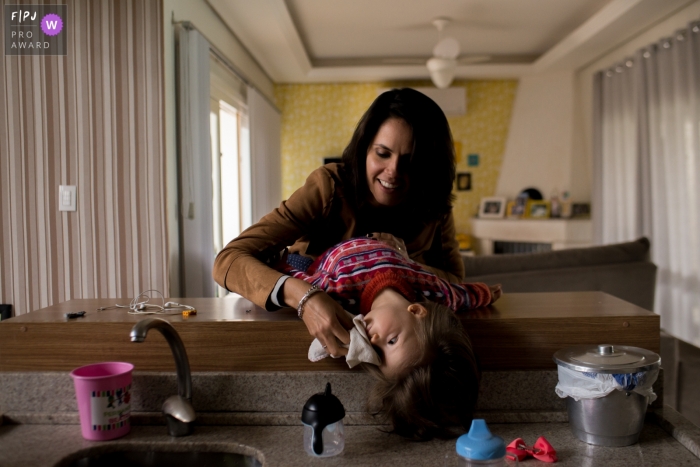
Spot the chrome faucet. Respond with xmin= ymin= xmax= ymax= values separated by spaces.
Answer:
xmin=130 ymin=317 xmax=196 ymax=436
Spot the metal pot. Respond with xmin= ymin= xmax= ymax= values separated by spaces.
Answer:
xmin=553 ymin=344 xmax=661 ymax=447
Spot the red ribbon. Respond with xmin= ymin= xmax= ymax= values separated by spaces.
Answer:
xmin=506 ymin=436 xmax=558 ymax=463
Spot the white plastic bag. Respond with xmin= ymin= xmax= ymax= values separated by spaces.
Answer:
xmin=555 ymin=365 xmax=658 ymax=403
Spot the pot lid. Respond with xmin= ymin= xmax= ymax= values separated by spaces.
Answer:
xmin=553 ymin=344 xmax=661 ymax=373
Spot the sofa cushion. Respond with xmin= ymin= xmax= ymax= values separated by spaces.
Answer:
xmin=462 ymin=237 xmax=650 ymax=277
xmin=463 ymin=262 xmax=657 ymax=311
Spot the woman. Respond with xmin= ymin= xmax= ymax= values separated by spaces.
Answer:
xmin=213 ymin=88 xmax=463 ymax=358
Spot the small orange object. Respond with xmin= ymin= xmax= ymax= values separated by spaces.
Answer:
xmin=182 ymin=309 xmax=197 ymax=318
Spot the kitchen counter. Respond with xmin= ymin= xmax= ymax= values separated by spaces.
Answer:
xmin=1 ymin=368 xmax=699 ymax=466
xmin=0 ymin=291 xmax=677 ymax=465
xmin=0 ymin=291 xmax=659 ymax=372
xmin=2 ymin=414 xmax=700 ymax=466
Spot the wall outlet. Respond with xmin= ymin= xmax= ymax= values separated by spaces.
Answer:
xmin=59 ymin=185 xmax=76 ymax=211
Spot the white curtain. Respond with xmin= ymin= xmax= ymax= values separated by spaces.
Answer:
xmin=593 ymin=20 xmax=700 ymax=345
xmin=248 ymin=86 xmax=282 ymax=224
xmin=176 ymin=24 xmax=216 ymax=297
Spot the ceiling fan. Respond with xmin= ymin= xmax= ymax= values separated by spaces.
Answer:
xmin=426 ymin=18 xmax=489 ymax=88
xmin=385 ymin=18 xmax=490 ymax=88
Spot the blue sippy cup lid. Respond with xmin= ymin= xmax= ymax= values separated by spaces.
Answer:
xmin=456 ymin=419 xmax=506 ymax=460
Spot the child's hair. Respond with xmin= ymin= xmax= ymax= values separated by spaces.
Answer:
xmin=365 ymin=300 xmax=480 ymax=440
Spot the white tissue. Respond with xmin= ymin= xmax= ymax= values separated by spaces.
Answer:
xmin=308 ymin=313 xmax=381 ymax=368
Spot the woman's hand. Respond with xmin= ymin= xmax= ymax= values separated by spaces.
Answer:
xmin=283 ymin=278 xmax=353 ymax=357
xmin=368 ymin=232 xmax=409 ymax=260
xmin=301 ymin=292 xmax=353 ymax=357
xmin=489 ymin=284 xmax=503 ymax=304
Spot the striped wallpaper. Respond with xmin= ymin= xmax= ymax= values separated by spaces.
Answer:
xmin=0 ymin=0 xmax=168 ymax=316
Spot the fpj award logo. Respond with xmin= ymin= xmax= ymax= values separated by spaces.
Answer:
xmin=5 ymin=4 xmax=67 ymax=56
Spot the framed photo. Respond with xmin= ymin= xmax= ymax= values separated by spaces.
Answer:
xmin=510 ymin=195 xmax=527 ymax=217
xmin=571 ymin=203 xmax=591 ymax=218
xmin=456 ymin=172 xmax=471 ymax=191
xmin=505 ymin=200 xmax=520 ymax=218
xmin=526 ymin=200 xmax=551 ymax=219
xmin=479 ymin=197 xmax=507 ymax=218
xmin=323 ymin=156 xmax=342 ymax=165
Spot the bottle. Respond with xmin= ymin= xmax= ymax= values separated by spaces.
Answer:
xmin=550 ymin=189 xmax=561 ymax=218
xmin=301 ymin=382 xmax=345 ymax=457
xmin=560 ymin=191 xmax=572 ymax=218
xmin=456 ymin=419 xmax=512 ymax=466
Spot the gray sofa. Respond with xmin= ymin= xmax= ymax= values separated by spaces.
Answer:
xmin=462 ymin=237 xmax=657 ymax=311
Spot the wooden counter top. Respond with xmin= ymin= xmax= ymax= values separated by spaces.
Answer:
xmin=0 ymin=291 xmax=659 ymax=372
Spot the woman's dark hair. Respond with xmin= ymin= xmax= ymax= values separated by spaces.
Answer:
xmin=341 ymin=88 xmax=456 ymax=220
xmin=365 ymin=300 xmax=480 ymax=440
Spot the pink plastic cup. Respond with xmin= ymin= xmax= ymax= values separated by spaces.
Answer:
xmin=70 ymin=362 xmax=134 ymax=441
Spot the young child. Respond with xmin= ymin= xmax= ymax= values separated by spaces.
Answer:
xmin=276 ymin=237 xmax=501 ymax=439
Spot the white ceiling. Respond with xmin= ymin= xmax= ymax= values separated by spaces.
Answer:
xmin=207 ymin=0 xmax=696 ymax=83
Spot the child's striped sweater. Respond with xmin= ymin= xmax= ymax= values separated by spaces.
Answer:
xmin=278 ymin=238 xmax=492 ymax=315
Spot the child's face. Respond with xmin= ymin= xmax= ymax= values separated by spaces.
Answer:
xmin=364 ymin=288 xmax=427 ymax=378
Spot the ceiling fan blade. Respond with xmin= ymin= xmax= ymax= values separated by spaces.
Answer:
xmin=433 ymin=37 xmax=460 ymax=60
xmin=381 ymin=58 xmax=427 ymax=65
xmin=457 ymin=55 xmax=491 ymax=65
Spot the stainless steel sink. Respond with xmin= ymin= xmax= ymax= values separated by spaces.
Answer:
xmin=59 ymin=449 xmax=262 ymax=467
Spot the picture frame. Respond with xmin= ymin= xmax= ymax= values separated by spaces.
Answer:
xmin=323 ymin=156 xmax=343 ymax=165
xmin=456 ymin=172 xmax=472 ymax=191
xmin=505 ymin=200 xmax=520 ymax=218
xmin=571 ymin=202 xmax=591 ymax=218
xmin=479 ymin=197 xmax=507 ymax=218
xmin=525 ymin=200 xmax=551 ymax=219
xmin=511 ymin=194 xmax=527 ymax=217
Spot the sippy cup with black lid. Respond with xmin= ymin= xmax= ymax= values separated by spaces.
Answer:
xmin=301 ymin=382 xmax=345 ymax=457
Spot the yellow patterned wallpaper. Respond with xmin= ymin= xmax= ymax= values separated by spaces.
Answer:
xmin=273 ymin=80 xmax=518 ymax=236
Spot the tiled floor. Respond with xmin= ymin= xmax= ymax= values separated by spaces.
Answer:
xmin=661 ymin=331 xmax=700 ymax=428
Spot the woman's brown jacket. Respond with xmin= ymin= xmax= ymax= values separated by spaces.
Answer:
xmin=212 ymin=164 xmax=464 ymax=309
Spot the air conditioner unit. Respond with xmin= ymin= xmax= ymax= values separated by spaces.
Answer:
xmin=379 ymin=87 xmax=466 ymax=116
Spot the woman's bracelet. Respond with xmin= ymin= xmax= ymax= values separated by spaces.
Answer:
xmin=297 ymin=285 xmax=322 ymax=319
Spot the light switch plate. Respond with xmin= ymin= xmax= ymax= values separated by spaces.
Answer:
xmin=59 ymin=185 xmax=76 ymax=211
